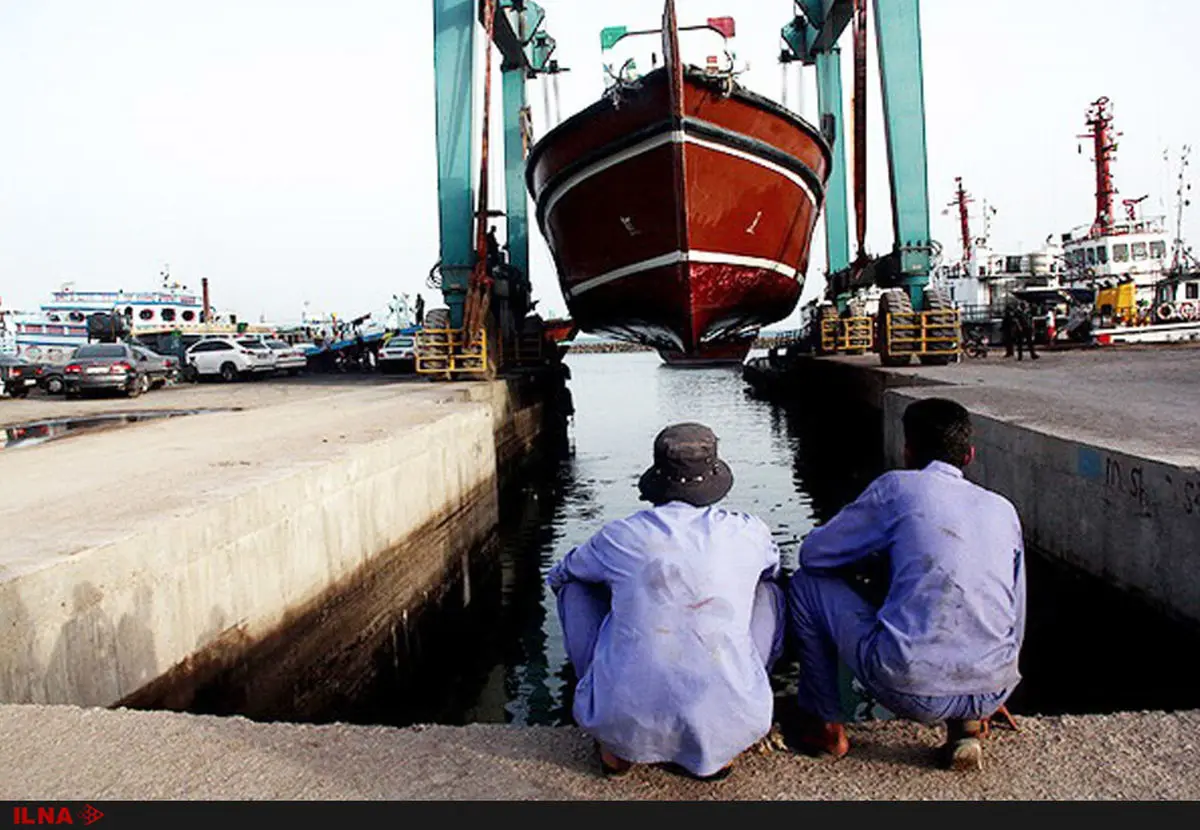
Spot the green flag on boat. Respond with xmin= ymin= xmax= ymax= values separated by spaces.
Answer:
xmin=600 ymin=26 xmax=628 ymax=51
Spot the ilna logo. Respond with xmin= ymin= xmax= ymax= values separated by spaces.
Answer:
xmin=12 ymin=806 xmax=103 ymax=826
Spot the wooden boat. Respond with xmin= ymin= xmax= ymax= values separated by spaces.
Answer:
xmin=525 ymin=0 xmax=831 ymax=357
xmin=658 ymin=332 xmax=755 ymax=367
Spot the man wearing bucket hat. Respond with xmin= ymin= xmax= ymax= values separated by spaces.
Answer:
xmin=546 ymin=423 xmax=785 ymax=781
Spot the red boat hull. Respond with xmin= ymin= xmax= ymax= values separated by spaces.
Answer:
xmin=659 ymin=335 xmax=754 ymax=367
xmin=526 ymin=26 xmax=830 ymax=356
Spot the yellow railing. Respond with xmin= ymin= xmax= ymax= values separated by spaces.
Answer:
xmin=884 ymin=310 xmax=962 ymax=356
xmin=415 ymin=328 xmax=489 ymax=377
xmin=820 ymin=316 xmax=875 ymax=353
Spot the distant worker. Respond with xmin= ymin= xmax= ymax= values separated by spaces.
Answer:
xmin=1045 ymin=307 xmax=1057 ymax=345
xmin=1001 ymin=300 xmax=1018 ymax=358
xmin=486 ymin=227 xmax=503 ymax=274
xmin=415 ymin=294 xmax=425 ymax=327
xmin=547 ymin=423 xmax=786 ymax=781
xmin=785 ymin=398 xmax=1026 ymax=771
xmin=1015 ymin=300 xmax=1039 ymax=361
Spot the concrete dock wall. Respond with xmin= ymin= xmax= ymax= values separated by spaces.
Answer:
xmin=747 ymin=353 xmax=1200 ymax=629
xmin=883 ymin=388 xmax=1200 ymax=629
xmin=0 ymin=379 xmax=554 ymax=712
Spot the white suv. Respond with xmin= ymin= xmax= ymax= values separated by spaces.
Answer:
xmin=378 ymin=332 xmax=417 ymax=374
xmin=186 ymin=337 xmax=277 ymax=382
xmin=236 ymin=335 xmax=308 ymax=376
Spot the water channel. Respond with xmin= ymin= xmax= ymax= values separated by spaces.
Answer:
xmin=327 ymin=351 xmax=1200 ymax=727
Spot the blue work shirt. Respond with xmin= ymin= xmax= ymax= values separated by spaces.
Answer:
xmin=546 ymin=502 xmax=779 ymax=778
xmin=799 ymin=461 xmax=1026 ymax=697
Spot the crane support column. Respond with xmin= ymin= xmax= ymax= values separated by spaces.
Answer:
xmin=815 ymin=47 xmax=852 ymax=289
xmin=502 ymin=68 xmax=530 ymax=283
xmin=432 ymin=0 xmax=478 ymax=329
xmin=872 ymin=0 xmax=932 ymax=309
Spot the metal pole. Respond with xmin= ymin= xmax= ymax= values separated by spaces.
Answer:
xmin=432 ymin=0 xmax=478 ymax=330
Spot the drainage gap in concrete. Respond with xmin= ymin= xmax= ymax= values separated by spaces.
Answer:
xmin=1 ymin=409 xmax=240 ymax=450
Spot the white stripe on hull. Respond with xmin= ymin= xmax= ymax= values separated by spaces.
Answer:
xmin=567 ymin=250 xmax=801 ymax=299
xmin=539 ymin=127 xmax=818 ymax=220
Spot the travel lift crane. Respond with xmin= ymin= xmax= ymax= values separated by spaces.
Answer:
xmin=429 ymin=0 xmax=563 ymax=377
xmin=782 ymin=0 xmax=959 ymax=365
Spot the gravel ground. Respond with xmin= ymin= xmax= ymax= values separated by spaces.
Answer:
xmin=1 ymin=705 xmax=1196 ymax=800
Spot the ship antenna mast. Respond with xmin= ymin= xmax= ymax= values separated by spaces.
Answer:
xmin=948 ymin=177 xmax=974 ymax=267
xmin=1079 ymin=97 xmax=1120 ymax=237
xmin=1171 ymin=144 xmax=1193 ymax=273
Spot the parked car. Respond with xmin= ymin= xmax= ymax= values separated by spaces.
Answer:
xmin=62 ymin=343 xmax=167 ymax=398
xmin=378 ymin=331 xmax=418 ymax=374
xmin=237 ymin=335 xmax=308 ymax=376
xmin=185 ymin=336 xmax=276 ymax=382
xmin=131 ymin=346 xmax=178 ymax=388
xmin=0 ymin=353 xmax=38 ymax=398
xmin=34 ymin=364 xmax=67 ymax=395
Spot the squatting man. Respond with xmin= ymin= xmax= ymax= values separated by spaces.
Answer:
xmin=547 ymin=399 xmax=1026 ymax=779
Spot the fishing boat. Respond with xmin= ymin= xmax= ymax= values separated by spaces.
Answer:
xmin=659 ymin=333 xmax=758 ymax=367
xmin=525 ymin=0 xmax=831 ymax=364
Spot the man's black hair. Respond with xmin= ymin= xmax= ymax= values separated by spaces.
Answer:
xmin=902 ymin=398 xmax=973 ymax=468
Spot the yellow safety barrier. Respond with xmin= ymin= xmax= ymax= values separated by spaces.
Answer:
xmin=883 ymin=309 xmax=962 ymax=357
xmin=820 ymin=316 xmax=876 ymax=354
xmin=415 ymin=328 xmax=489 ymax=377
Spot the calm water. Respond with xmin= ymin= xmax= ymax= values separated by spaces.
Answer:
xmin=342 ymin=351 xmax=1200 ymax=728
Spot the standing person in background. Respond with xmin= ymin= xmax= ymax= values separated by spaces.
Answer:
xmin=1015 ymin=300 xmax=1039 ymax=361
xmin=415 ymin=294 xmax=425 ymax=327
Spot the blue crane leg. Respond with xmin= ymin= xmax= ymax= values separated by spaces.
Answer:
xmin=872 ymin=0 xmax=932 ymax=310
xmin=433 ymin=0 xmax=477 ymax=330
xmin=815 ymin=48 xmax=851 ymax=281
xmin=502 ymin=68 xmax=530 ymax=284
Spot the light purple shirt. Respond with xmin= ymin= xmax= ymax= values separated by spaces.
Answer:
xmin=546 ymin=502 xmax=779 ymax=777
xmin=800 ymin=461 xmax=1026 ymax=697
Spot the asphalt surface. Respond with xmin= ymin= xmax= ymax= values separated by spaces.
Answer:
xmin=1 ymin=705 xmax=1196 ymax=800
xmin=833 ymin=344 xmax=1200 ymax=466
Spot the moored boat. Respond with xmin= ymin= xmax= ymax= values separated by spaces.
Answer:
xmin=525 ymin=0 xmax=831 ymax=358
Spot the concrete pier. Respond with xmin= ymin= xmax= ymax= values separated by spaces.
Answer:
xmin=746 ymin=345 xmax=1200 ymax=630
xmin=0 ymin=376 xmax=557 ymax=713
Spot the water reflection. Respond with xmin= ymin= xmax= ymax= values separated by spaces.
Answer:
xmin=366 ymin=352 xmax=1200 ymax=726
xmin=477 ymin=353 xmax=831 ymax=725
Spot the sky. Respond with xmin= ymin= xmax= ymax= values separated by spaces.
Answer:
xmin=1 ymin=0 xmax=1197 ymax=327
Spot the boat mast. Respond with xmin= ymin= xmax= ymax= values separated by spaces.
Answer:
xmin=1079 ymin=97 xmax=1119 ymax=237
xmin=1170 ymin=144 xmax=1193 ymax=274
xmin=949 ymin=177 xmax=974 ymax=269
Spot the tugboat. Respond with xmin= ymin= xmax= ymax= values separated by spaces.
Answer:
xmin=525 ymin=0 xmax=831 ymax=365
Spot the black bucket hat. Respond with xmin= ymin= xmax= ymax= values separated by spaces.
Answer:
xmin=638 ymin=423 xmax=734 ymax=507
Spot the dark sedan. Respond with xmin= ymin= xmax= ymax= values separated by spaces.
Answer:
xmin=0 ymin=353 xmax=38 ymax=398
xmin=63 ymin=343 xmax=169 ymax=398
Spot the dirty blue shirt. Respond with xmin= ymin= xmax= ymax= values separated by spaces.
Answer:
xmin=799 ymin=461 xmax=1026 ymax=697
xmin=546 ymin=502 xmax=780 ymax=778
